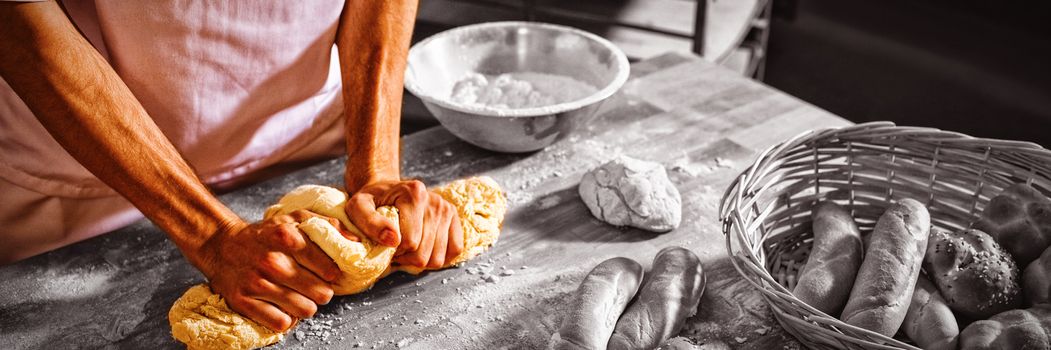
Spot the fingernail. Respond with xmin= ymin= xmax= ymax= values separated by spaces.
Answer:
xmin=381 ymin=229 xmax=398 ymax=246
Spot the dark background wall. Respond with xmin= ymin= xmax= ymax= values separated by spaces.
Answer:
xmin=765 ymin=0 xmax=1051 ymax=146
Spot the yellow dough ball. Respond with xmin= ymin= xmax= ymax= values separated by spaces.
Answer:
xmin=168 ymin=284 xmax=283 ymax=350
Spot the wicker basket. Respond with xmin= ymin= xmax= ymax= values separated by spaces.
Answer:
xmin=718 ymin=121 xmax=1051 ymax=350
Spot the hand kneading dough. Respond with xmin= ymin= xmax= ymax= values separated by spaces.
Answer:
xmin=578 ymin=156 xmax=681 ymax=232
xmin=169 ymin=177 xmax=506 ymax=350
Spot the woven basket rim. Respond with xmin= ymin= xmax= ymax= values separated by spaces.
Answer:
xmin=718 ymin=121 xmax=1051 ymax=350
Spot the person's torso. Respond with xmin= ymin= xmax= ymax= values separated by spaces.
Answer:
xmin=0 ymin=0 xmax=346 ymax=198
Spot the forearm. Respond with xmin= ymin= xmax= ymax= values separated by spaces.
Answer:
xmin=0 ymin=2 xmax=241 ymax=270
xmin=336 ymin=0 xmax=419 ymax=192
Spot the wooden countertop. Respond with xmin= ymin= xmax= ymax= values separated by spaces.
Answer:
xmin=0 ymin=52 xmax=849 ymax=349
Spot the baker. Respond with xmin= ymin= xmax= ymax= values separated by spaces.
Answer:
xmin=0 ymin=0 xmax=462 ymax=334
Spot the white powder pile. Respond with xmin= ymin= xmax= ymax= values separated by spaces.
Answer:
xmin=450 ymin=72 xmax=598 ymax=110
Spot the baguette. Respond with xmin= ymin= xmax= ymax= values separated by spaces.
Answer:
xmin=793 ymin=201 xmax=864 ymax=316
xmin=607 ymin=247 xmax=706 ymax=350
xmin=551 ymin=257 xmax=645 ymax=350
xmin=840 ymin=199 xmax=931 ymax=336
xmin=902 ymin=276 xmax=959 ymax=350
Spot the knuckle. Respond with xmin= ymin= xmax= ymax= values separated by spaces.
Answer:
xmin=259 ymin=253 xmax=288 ymax=277
xmin=225 ymin=294 xmax=250 ymax=311
xmin=291 ymin=209 xmax=311 ymax=221
xmin=405 ymin=180 xmax=426 ymax=197
xmin=275 ymin=226 xmax=305 ymax=250
xmin=407 ymin=253 xmax=427 ymax=267
xmin=246 ymin=276 xmax=272 ymax=295
xmin=350 ymin=193 xmax=371 ymax=208
xmin=404 ymin=233 xmax=421 ymax=250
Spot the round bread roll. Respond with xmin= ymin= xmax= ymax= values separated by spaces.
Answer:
xmin=902 ymin=276 xmax=959 ymax=350
xmin=551 ymin=257 xmax=645 ymax=350
xmin=1023 ymin=246 xmax=1051 ymax=305
xmin=959 ymin=304 xmax=1051 ymax=350
xmin=923 ymin=228 xmax=1022 ymax=321
xmin=975 ymin=183 xmax=1051 ymax=266
xmin=793 ymin=201 xmax=864 ymax=317
xmin=607 ymin=247 xmax=706 ymax=350
xmin=840 ymin=199 xmax=930 ymax=336
xmin=169 ymin=177 xmax=507 ymax=350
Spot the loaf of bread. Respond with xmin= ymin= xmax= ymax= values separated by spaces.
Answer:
xmin=840 ymin=199 xmax=930 ymax=336
xmin=923 ymin=228 xmax=1022 ymax=321
xmin=976 ymin=183 xmax=1051 ymax=266
xmin=902 ymin=276 xmax=959 ymax=350
xmin=793 ymin=201 xmax=864 ymax=316
xmin=959 ymin=304 xmax=1051 ymax=350
xmin=1024 ymin=246 xmax=1051 ymax=305
xmin=607 ymin=247 xmax=706 ymax=350
xmin=551 ymin=257 xmax=645 ymax=350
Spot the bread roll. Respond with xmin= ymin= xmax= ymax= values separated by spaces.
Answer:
xmin=552 ymin=257 xmax=645 ymax=350
xmin=840 ymin=199 xmax=930 ymax=336
xmin=607 ymin=247 xmax=706 ymax=350
xmin=959 ymin=304 xmax=1051 ymax=350
xmin=1023 ymin=246 xmax=1051 ymax=305
xmin=923 ymin=228 xmax=1021 ymax=320
xmin=793 ymin=201 xmax=864 ymax=316
xmin=976 ymin=183 xmax=1051 ymax=266
xmin=902 ymin=276 xmax=959 ymax=350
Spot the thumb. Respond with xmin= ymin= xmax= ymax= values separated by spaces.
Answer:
xmin=346 ymin=192 xmax=400 ymax=247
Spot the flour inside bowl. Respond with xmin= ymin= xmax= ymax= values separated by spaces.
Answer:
xmin=450 ymin=72 xmax=598 ymax=110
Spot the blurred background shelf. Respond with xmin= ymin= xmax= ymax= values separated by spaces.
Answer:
xmin=406 ymin=0 xmax=773 ymax=133
xmin=414 ymin=0 xmax=771 ymax=77
xmin=405 ymin=0 xmax=1051 ymax=148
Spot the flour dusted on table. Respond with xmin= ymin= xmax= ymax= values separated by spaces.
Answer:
xmin=450 ymin=72 xmax=597 ymax=110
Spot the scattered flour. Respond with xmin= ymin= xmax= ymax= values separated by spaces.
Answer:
xmin=450 ymin=72 xmax=598 ymax=110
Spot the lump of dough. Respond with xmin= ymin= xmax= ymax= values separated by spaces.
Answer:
xmin=168 ymin=284 xmax=282 ymax=350
xmin=169 ymin=177 xmax=507 ymax=350
xmin=263 ymin=185 xmax=399 ymax=295
xmin=578 ymin=156 xmax=682 ymax=232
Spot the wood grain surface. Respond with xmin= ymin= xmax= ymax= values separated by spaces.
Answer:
xmin=0 ymin=52 xmax=849 ymax=349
